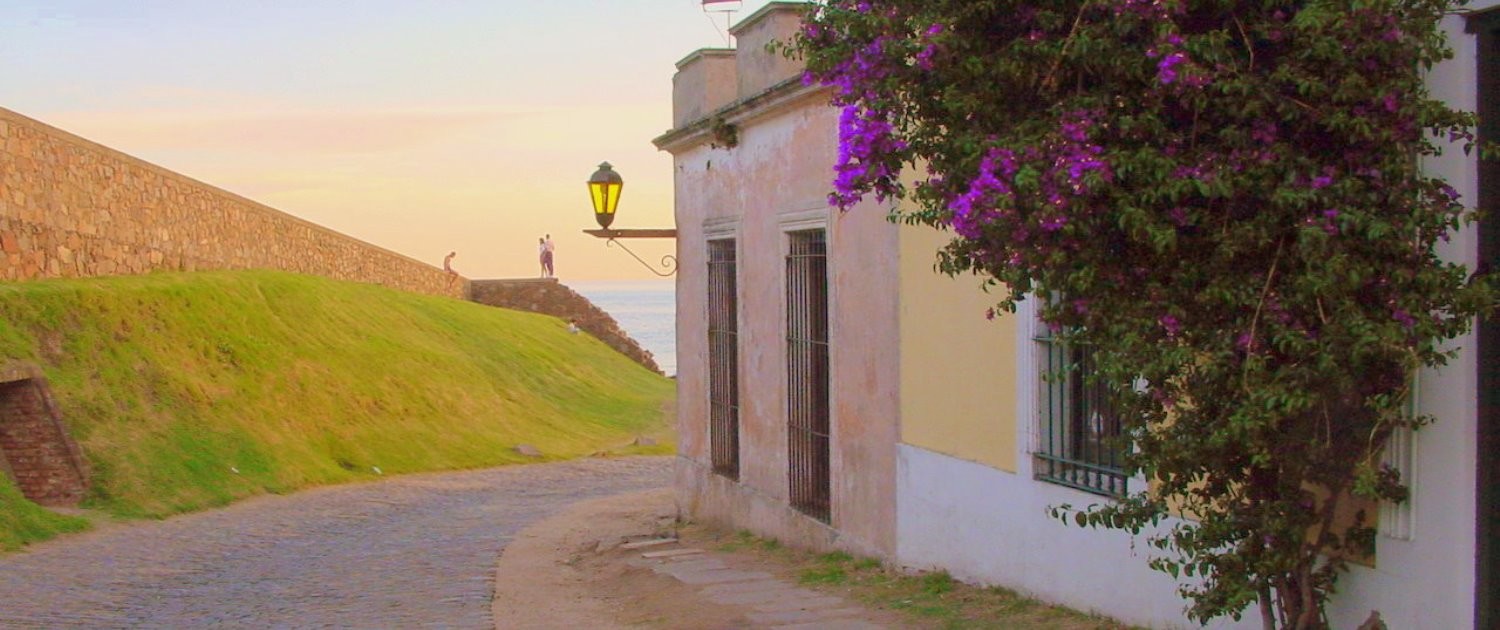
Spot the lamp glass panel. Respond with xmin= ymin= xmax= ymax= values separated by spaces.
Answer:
xmin=604 ymin=182 xmax=622 ymax=214
xmin=590 ymin=183 xmax=609 ymax=216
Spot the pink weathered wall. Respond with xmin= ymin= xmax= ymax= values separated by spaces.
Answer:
xmin=662 ymin=1 xmax=900 ymax=558
xmin=0 ymin=107 xmax=463 ymax=298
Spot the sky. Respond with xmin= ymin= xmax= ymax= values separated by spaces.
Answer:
xmin=0 ymin=0 xmax=781 ymax=280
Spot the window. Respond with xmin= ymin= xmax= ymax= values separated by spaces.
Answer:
xmin=707 ymin=239 xmax=740 ymax=479
xmin=786 ymin=229 xmax=831 ymax=522
xmin=1034 ymin=331 xmax=1128 ymax=497
xmin=1379 ymin=377 xmax=1418 ymax=540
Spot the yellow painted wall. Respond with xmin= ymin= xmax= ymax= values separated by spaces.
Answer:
xmin=897 ymin=223 xmax=1019 ymax=472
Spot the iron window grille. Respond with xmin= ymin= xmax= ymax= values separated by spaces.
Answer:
xmin=707 ymin=239 xmax=740 ymax=479
xmin=1034 ymin=331 xmax=1128 ymax=497
xmin=786 ymin=229 xmax=831 ymax=522
xmin=1379 ymin=376 xmax=1419 ymax=540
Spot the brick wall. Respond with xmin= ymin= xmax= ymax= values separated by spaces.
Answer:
xmin=0 ymin=365 xmax=88 ymax=507
xmin=0 ymin=107 xmax=465 ymax=299
xmin=469 ymin=278 xmax=662 ymax=374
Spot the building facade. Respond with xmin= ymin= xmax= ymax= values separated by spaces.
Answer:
xmin=661 ymin=3 xmax=1500 ymax=628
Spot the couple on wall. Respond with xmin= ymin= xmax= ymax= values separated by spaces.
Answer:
xmin=538 ymin=234 xmax=554 ymax=278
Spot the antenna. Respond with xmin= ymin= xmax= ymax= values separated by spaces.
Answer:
xmin=701 ymin=0 xmax=741 ymax=47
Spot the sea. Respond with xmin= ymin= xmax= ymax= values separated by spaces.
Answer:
xmin=569 ymin=280 xmax=677 ymax=377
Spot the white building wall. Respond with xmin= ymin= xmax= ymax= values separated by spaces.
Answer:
xmin=895 ymin=6 xmax=1495 ymax=628
xmin=1327 ymin=5 xmax=1495 ymax=628
xmin=896 ymin=296 xmax=1261 ymax=629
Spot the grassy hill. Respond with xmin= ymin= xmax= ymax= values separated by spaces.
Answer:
xmin=0 ymin=271 xmax=675 ymax=549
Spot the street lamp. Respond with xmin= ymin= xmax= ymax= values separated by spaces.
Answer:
xmin=587 ymin=162 xmax=623 ymax=230
xmin=582 ymin=161 xmax=677 ymax=276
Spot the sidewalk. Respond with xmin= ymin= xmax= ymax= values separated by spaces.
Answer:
xmin=491 ymin=488 xmax=897 ymax=629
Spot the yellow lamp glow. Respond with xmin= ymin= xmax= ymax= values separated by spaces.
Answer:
xmin=587 ymin=162 xmax=624 ymax=229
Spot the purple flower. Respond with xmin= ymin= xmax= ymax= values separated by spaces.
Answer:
xmin=1383 ymin=92 xmax=1401 ymax=113
xmin=1159 ymin=314 xmax=1182 ymax=338
xmin=1251 ymin=120 xmax=1278 ymax=145
xmin=829 ymin=105 xmax=906 ymax=210
xmin=1157 ymin=52 xmax=1186 ymax=85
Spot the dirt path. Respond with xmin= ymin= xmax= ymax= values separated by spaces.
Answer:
xmin=494 ymin=488 xmax=907 ymax=630
xmin=0 ymin=457 xmax=668 ymax=628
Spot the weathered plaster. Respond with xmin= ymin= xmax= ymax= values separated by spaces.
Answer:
xmin=673 ymin=49 xmax=737 ymax=129
xmin=727 ymin=2 xmax=808 ymax=101
xmin=668 ymin=2 xmax=897 ymax=558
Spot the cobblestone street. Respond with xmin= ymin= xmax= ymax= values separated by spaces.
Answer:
xmin=0 ymin=457 xmax=670 ymax=629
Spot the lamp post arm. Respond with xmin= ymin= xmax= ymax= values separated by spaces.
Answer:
xmin=604 ymin=237 xmax=677 ymax=277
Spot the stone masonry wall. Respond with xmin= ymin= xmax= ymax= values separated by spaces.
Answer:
xmin=0 ymin=364 xmax=89 ymax=507
xmin=469 ymin=279 xmax=662 ymax=374
xmin=0 ymin=107 xmax=465 ymax=299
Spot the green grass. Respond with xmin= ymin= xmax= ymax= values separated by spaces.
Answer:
xmin=713 ymin=529 xmax=1136 ymax=629
xmin=796 ymin=551 xmax=1135 ymax=629
xmin=0 ymin=475 xmax=90 ymax=551
xmin=0 ymin=270 xmax=675 ymax=542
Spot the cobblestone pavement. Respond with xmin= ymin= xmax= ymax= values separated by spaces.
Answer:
xmin=0 ymin=457 xmax=670 ymax=629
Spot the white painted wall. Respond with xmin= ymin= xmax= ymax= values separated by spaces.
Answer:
xmin=896 ymin=295 xmax=1262 ymax=629
xmin=895 ymin=6 xmax=1496 ymax=628
xmin=1327 ymin=5 xmax=1495 ymax=628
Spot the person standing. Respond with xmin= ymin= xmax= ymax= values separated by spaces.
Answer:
xmin=537 ymin=238 xmax=549 ymax=278
xmin=542 ymin=234 xmax=555 ymax=278
xmin=443 ymin=251 xmax=459 ymax=289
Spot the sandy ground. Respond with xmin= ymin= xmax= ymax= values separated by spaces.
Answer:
xmin=492 ymin=488 xmax=678 ymax=629
xmin=492 ymin=488 xmax=907 ymax=629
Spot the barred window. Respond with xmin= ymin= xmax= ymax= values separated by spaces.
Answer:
xmin=707 ymin=239 xmax=740 ymax=479
xmin=1035 ymin=332 xmax=1128 ymax=497
xmin=1379 ymin=377 xmax=1418 ymax=540
xmin=786 ymin=229 xmax=831 ymax=522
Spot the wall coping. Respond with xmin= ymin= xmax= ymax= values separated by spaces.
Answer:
xmin=470 ymin=278 xmax=561 ymax=285
xmin=675 ymin=48 xmax=736 ymax=71
xmin=727 ymin=1 xmax=811 ymax=37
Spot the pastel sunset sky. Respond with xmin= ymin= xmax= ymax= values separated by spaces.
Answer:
xmin=0 ymin=0 xmax=783 ymax=280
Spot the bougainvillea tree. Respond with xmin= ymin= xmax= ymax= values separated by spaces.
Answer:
xmin=792 ymin=1 xmax=1493 ymax=628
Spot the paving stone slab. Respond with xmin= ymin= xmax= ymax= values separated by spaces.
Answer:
xmin=620 ymin=538 xmax=677 ymax=550
xmin=661 ymin=565 xmax=772 ymax=585
xmin=745 ymin=607 xmax=871 ymax=625
xmin=641 ymin=548 xmax=703 ymax=559
xmin=700 ymin=579 xmax=792 ymax=598
xmin=649 ymin=557 xmax=725 ymax=573
xmin=748 ymin=594 xmax=849 ymax=612
xmin=706 ymin=585 xmax=811 ymax=606
xmin=773 ymin=620 xmax=888 ymax=630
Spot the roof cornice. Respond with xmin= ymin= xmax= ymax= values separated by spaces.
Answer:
xmin=653 ymin=79 xmax=831 ymax=154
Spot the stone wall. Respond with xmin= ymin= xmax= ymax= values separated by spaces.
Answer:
xmin=0 ymin=107 xmax=464 ymax=299
xmin=469 ymin=279 xmax=662 ymax=374
xmin=0 ymin=363 xmax=88 ymax=507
